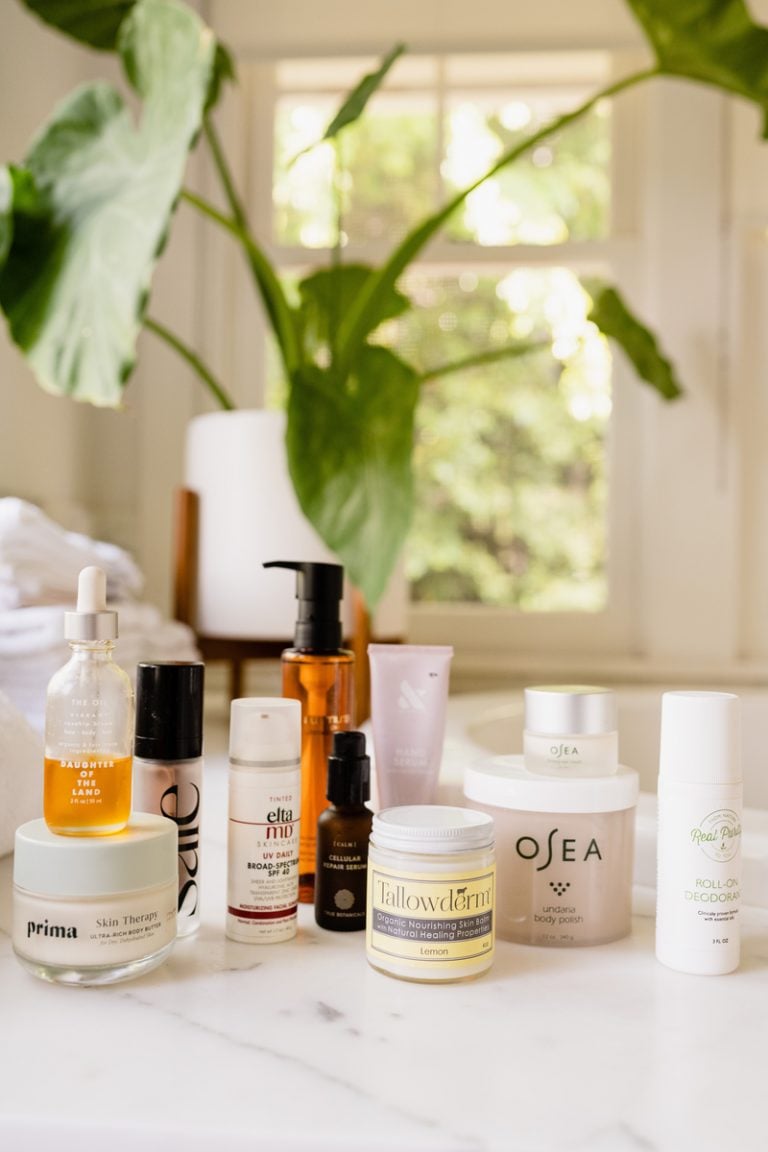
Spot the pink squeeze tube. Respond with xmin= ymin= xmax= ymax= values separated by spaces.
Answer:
xmin=368 ymin=644 xmax=454 ymax=807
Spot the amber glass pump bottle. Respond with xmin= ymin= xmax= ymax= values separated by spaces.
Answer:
xmin=263 ymin=561 xmax=354 ymax=903
xmin=315 ymin=730 xmax=373 ymax=932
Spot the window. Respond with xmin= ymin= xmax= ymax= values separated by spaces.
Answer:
xmin=205 ymin=20 xmax=732 ymax=682
xmin=264 ymin=52 xmax=625 ymax=619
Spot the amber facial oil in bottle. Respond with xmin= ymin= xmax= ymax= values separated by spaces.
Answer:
xmin=264 ymin=561 xmax=354 ymax=904
xmin=44 ymin=566 xmax=133 ymax=836
xmin=315 ymin=731 xmax=373 ymax=932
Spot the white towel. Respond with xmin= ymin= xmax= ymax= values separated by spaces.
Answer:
xmin=0 ymin=602 xmax=200 ymax=730
xmin=0 ymin=498 xmax=143 ymax=608
xmin=0 ymin=689 xmax=43 ymax=856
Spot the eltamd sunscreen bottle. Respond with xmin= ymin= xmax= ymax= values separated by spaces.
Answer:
xmin=226 ymin=698 xmax=301 ymax=943
xmin=656 ymin=691 xmax=742 ymax=975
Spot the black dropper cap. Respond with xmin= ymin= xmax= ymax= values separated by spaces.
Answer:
xmin=263 ymin=560 xmax=344 ymax=652
xmin=134 ymin=662 xmax=205 ymax=761
xmin=326 ymin=731 xmax=371 ymax=806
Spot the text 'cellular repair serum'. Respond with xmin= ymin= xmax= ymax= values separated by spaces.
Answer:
xmin=655 ymin=691 xmax=742 ymax=976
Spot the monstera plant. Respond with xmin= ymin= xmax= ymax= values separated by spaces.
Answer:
xmin=2 ymin=0 xmax=768 ymax=608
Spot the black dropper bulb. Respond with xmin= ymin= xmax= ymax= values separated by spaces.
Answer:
xmin=263 ymin=560 xmax=344 ymax=652
xmin=326 ymin=730 xmax=370 ymax=806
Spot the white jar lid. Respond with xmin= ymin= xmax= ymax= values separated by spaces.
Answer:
xmin=464 ymin=755 xmax=639 ymax=814
xmin=372 ymin=805 xmax=494 ymax=853
xmin=524 ymin=685 xmax=616 ymax=735
xmin=14 ymin=814 xmax=177 ymax=897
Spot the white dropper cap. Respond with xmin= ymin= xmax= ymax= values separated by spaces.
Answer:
xmin=64 ymin=566 xmax=118 ymax=642
xmin=659 ymin=691 xmax=741 ymax=785
xmin=229 ymin=698 xmax=301 ymax=768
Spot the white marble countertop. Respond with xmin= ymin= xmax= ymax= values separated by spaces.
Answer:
xmin=3 ymin=743 xmax=768 ymax=1151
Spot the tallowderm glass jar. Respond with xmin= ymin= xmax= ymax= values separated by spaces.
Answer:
xmin=524 ymin=685 xmax=618 ymax=777
xmin=13 ymin=813 xmax=178 ymax=986
xmin=366 ymin=805 xmax=495 ymax=983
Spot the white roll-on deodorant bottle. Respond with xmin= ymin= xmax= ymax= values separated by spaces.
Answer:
xmin=655 ymin=691 xmax=742 ymax=976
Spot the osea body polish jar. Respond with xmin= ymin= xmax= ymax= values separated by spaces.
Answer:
xmin=464 ymin=756 xmax=638 ymax=947
xmin=366 ymin=805 xmax=495 ymax=983
xmin=13 ymin=814 xmax=177 ymax=986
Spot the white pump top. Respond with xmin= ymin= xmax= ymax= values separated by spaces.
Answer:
xmin=229 ymin=698 xmax=301 ymax=767
xmin=64 ymin=565 xmax=118 ymax=642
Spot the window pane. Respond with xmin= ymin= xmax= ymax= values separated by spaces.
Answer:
xmin=443 ymin=96 xmax=611 ymax=245
xmin=274 ymin=93 xmax=438 ymax=248
xmin=386 ymin=268 xmax=611 ymax=610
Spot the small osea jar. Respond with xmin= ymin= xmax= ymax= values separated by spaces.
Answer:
xmin=366 ymin=805 xmax=495 ymax=983
xmin=524 ymin=685 xmax=618 ymax=777
xmin=464 ymin=756 xmax=638 ymax=947
xmin=13 ymin=814 xmax=178 ymax=986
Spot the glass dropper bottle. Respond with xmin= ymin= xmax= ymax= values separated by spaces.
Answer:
xmin=43 ymin=566 xmax=134 ymax=835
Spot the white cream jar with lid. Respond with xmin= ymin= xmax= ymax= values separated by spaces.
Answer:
xmin=524 ymin=685 xmax=618 ymax=776
xmin=13 ymin=813 xmax=177 ymax=986
xmin=366 ymin=805 xmax=495 ymax=983
xmin=464 ymin=756 xmax=637 ymax=947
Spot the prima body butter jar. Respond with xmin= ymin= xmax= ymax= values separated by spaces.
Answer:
xmin=464 ymin=756 xmax=638 ymax=947
xmin=13 ymin=814 xmax=177 ymax=986
xmin=366 ymin=806 xmax=495 ymax=983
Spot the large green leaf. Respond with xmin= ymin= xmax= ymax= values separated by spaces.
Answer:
xmin=21 ymin=1 xmax=234 ymax=113
xmin=627 ymin=0 xmax=768 ymax=134
xmin=22 ymin=0 xmax=135 ymax=49
xmin=286 ymin=346 xmax=420 ymax=608
xmin=0 ymin=0 xmax=215 ymax=405
xmin=587 ymin=284 xmax=682 ymax=401
xmin=298 ymin=263 xmax=410 ymax=354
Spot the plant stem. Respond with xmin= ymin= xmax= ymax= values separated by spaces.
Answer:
xmin=181 ymin=188 xmax=237 ymax=233
xmin=328 ymin=136 xmax=345 ymax=359
xmin=198 ymin=119 xmax=300 ymax=377
xmin=203 ymin=119 xmax=248 ymax=229
xmin=145 ymin=317 xmax=236 ymax=410
xmin=336 ymin=65 xmax=660 ymax=372
xmin=416 ymin=340 xmax=551 ymax=384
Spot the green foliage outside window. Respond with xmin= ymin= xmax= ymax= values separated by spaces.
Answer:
xmin=272 ymin=90 xmax=611 ymax=610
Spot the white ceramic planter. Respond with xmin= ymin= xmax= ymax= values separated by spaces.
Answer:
xmin=185 ymin=409 xmax=407 ymax=639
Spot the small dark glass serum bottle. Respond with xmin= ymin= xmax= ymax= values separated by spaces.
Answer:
xmin=315 ymin=731 xmax=373 ymax=932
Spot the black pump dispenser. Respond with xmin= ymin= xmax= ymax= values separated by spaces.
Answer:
xmin=263 ymin=561 xmax=344 ymax=652
xmin=326 ymin=731 xmax=370 ymax=805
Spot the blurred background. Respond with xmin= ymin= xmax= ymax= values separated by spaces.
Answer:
xmin=3 ymin=0 xmax=768 ymax=695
